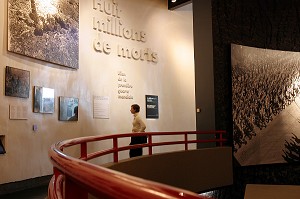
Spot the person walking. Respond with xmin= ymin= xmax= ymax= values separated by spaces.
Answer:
xmin=129 ymin=104 xmax=146 ymax=158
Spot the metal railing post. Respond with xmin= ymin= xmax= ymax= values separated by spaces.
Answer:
xmin=220 ymin=132 xmax=223 ymax=147
xmin=113 ymin=137 xmax=118 ymax=162
xmin=80 ymin=142 xmax=87 ymax=159
xmin=148 ymin=135 xmax=152 ymax=155
xmin=185 ymin=133 xmax=188 ymax=150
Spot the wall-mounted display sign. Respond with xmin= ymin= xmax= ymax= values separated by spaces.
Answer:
xmin=93 ymin=96 xmax=110 ymax=119
xmin=145 ymin=95 xmax=159 ymax=119
xmin=9 ymin=104 xmax=28 ymax=120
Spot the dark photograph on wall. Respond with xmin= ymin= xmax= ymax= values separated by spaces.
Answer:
xmin=8 ymin=0 xmax=79 ymax=69
xmin=5 ymin=66 xmax=30 ymax=98
xmin=146 ymin=95 xmax=159 ymax=119
xmin=34 ymin=86 xmax=55 ymax=113
xmin=0 ymin=139 xmax=6 ymax=154
xmin=59 ymin=96 xmax=78 ymax=121
xmin=231 ymin=44 xmax=300 ymax=166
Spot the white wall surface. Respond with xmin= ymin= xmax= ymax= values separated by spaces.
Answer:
xmin=0 ymin=0 xmax=195 ymax=184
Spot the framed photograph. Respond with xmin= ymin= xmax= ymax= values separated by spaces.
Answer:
xmin=8 ymin=0 xmax=79 ymax=69
xmin=231 ymin=44 xmax=300 ymax=166
xmin=146 ymin=95 xmax=159 ymax=119
xmin=59 ymin=97 xmax=78 ymax=121
xmin=5 ymin=66 xmax=30 ymax=98
xmin=0 ymin=138 xmax=5 ymax=154
xmin=34 ymin=86 xmax=55 ymax=113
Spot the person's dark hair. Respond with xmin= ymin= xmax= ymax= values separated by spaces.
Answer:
xmin=131 ymin=104 xmax=140 ymax=112
xmin=74 ymin=106 xmax=78 ymax=115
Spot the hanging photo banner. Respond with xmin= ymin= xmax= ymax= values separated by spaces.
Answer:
xmin=145 ymin=95 xmax=159 ymax=119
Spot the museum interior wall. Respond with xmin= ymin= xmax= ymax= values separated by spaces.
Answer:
xmin=0 ymin=0 xmax=195 ymax=185
xmin=211 ymin=0 xmax=300 ymax=198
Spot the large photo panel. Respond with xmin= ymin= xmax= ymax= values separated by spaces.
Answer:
xmin=8 ymin=0 xmax=79 ymax=69
xmin=232 ymin=44 xmax=300 ymax=166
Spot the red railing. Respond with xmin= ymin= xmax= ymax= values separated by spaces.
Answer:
xmin=48 ymin=130 xmax=227 ymax=199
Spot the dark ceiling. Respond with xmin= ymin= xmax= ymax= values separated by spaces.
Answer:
xmin=168 ymin=0 xmax=192 ymax=10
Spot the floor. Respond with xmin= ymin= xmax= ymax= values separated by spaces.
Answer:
xmin=0 ymin=185 xmax=48 ymax=199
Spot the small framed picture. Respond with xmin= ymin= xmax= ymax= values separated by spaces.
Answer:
xmin=146 ymin=95 xmax=159 ymax=119
xmin=34 ymin=86 xmax=55 ymax=113
xmin=5 ymin=66 xmax=30 ymax=98
xmin=0 ymin=136 xmax=5 ymax=154
xmin=59 ymin=97 xmax=79 ymax=121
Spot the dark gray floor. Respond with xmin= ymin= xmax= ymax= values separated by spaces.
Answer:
xmin=0 ymin=185 xmax=48 ymax=199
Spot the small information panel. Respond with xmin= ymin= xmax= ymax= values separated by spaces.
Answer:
xmin=9 ymin=104 xmax=28 ymax=120
xmin=93 ymin=96 xmax=110 ymax=119
xmin=145 ymin=95 xmax=159 ymax=119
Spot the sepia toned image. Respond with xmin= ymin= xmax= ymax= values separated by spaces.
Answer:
xmin=59 ymin=96 xmax=78 ymax=121
xmin=34 ymin=86 xmax=55 ymax=113
xmin=231 ymin=44 xmax=300 ymax=166
xmin=5 ymin=66 xmax=30 ymax=98
xmin=8 ymin=0 xmax=79 ymax=69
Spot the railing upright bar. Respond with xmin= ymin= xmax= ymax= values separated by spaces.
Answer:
xmin=53 ymin=167 xmax=63 ymax=199
xmin=220 ymin=132 xmax=223 ymax=147
xmin=148 ymin=134 xmax=153 ymax=155
xmin=113 ymin=137 xmax=118 ymax=162
xmin=80 ymin=142 xmax=87 ymax=159
xmin=184 ymin=133 xmax=188 ymax=150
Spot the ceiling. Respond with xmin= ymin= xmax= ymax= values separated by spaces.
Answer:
xmin=168 ymin=0 xmax=192 ymax=10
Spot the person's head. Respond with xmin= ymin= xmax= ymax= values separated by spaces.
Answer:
xmin=130 ymin=104 xmax=140 ymax=114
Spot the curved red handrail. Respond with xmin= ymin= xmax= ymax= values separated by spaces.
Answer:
xmin=48 ymin=131 xmax=227 ymax=199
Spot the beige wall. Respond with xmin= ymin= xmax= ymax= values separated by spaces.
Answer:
xmin=0 ymin=0 xmax=195 ymax=184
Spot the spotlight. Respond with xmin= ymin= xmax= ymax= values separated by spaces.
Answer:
xmin=172 ymin=0 xmax=177 ymax=2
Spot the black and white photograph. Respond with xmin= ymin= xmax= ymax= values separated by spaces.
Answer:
xmin=8 ymin=0 xmax=79 ymax=69
xmin=232 ymin=44 xmax=300 ymax=166
xmin=59 ymin=96 xmax=78 ymax=121
xmin=5 ymin=66 xmax=30 ymax=98
xmin=0 ymin=139 xmax=5 ymax=154
xmin=34 ymin=86 xmax=55 ymax=113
